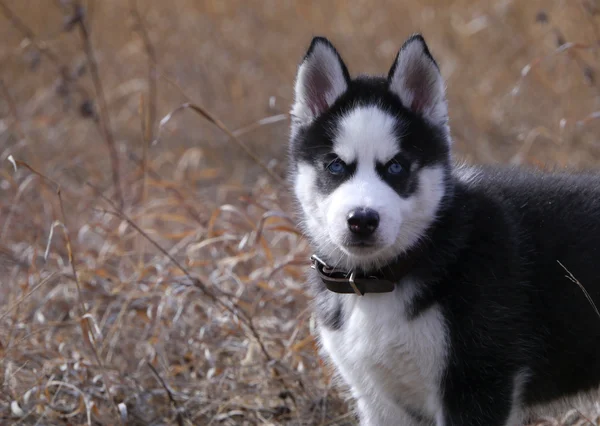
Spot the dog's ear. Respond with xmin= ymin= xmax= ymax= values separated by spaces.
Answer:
xmin=388 ymin=34 xmax=448 ymax=128
xmin=291 ymin=37 xmax=350 ymax=129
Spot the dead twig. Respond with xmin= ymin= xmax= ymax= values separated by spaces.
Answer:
xmin=0 ymin=272 xmax=58 ymax=323
xmin=126 ymin=149 xmax=206 ymax=225
xmin=0 ymin=1 xmax=36 ymax=41
xmin=135 ymin=94 xmax=149 ymax=267
xmin=8 ymin=158 xmax=122 ymax=423
xmin=129 ymin=1 xmax=157 ymax=268
xmin=0 ymin=0 xmax=91 ymax=99
xmin=513 ymin=41 xmax=598 ymax=96
xmin=154 ymin=70 xmax=287 ymax=187
xmin=0 ymin=79 xmax=26 ymax=142
xmin=557 ymin=260 xmax=600 ymax=320
xmin=147 ymin=361 xmax=186 ymax=426
xmin=129 ymin=0 xmax=157 ymax=145
xmin=71 ymin=2 xmax=124 ymax=208
xmin=84 ymin=181 xmax=277 ymax=368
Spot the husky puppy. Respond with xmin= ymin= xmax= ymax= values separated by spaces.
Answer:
xmin=288 ymin=34 xmax=600 ymax=426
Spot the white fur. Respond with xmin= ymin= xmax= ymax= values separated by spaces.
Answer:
xmin=505 ymin=369 xmax=530 ymax=426
xmin=293 ymin=106 xmax=449 ymax=424
xmin=294 ymin=162 xmax=446 ymax=272
xmin=333 ymin=106 xmax=401 ymax=164
xmin=291 ymin=41 xmax=347 ymax=131
xmin=452 ymin=162 xmax=482 ymax=187
xmin=389 ymin=38 xmax=448 ymax=130
xmin=318 ymin=280 xmax=446 ymax=425
xmin=357 ymin=396 xmax=426 ymax=426
xmin=294 ymin=123 xmax=600 ymax=426
xmin=293 ymin=107 xmax=447 ymax=272
xmin=523 ymin=385 xmax=600 ymax=424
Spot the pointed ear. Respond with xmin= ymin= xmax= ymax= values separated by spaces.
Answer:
xmin=388 ymin=34 xmax=448 ymax=127
xmin=291 ymin=37 xmax=350 ymax=129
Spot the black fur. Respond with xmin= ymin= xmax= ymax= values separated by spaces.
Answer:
xmin=291 ymin=34 xmax=600 ymax=425
xmin=289 ymin=75 xmax=450 ymax=200
xmin=387 ymin=34 xmax=441 ymax=81
xmin=303 ymin=36 xmax=352 ymax=83
xmin=308 ymin=165 xmax=600 ymax=424
xmin=437 ymin=167 xmax=600 ymax=424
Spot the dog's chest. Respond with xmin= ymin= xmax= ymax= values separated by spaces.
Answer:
xmin=318 ymin=287 xmax=447 ymax=417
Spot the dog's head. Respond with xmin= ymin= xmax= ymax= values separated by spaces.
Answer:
xmin=289 ymin=35 xmax=452 ymax=271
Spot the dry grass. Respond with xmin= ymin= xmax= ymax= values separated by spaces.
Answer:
xmin=2 ymin=0 xmax=600 ymax=425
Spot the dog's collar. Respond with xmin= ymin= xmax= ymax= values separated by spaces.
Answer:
xmin=310 ymin=254 xmax=397 ymax=296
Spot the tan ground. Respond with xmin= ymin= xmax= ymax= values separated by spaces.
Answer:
xmin=1 ymin=0 xmax=600 ymax=424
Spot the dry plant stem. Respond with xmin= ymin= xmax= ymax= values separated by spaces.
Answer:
xmin=129 ymin=0 xmax=157 ymax=144
xmin=128 ymin=2 xmax=207 ymax=225
xmin=10 ymin=159 xmax=122 ymax=423
xmin=573 ymin=409 xmax=596 ymax=426
xmin=94 ymin=195 xmax=272 ymax=349
xmin=0 ymin=1 xmax=91 ymax=99
xmin=0 ymin=1 xmax=36 ymax=40
xmin=156 ymin=102 xmax=286 ymax=186
xmin=72 ymin=2 xmax=124 ymax=209
xmin=135 ymin=94 xmax=149 ymax=268
xmin=0 ymin=80 xmax=33 ymax=241
xmin=155 ymin=69 xmax=287 ymax=187
xmin=129 ymin=0 xmax=157 ymax=267
xmin=0 ymin=79 xmax=26 ymax=141
xmin=126 ymin=149 xmax=206 ymax=225
xmin=232 ymin=113 xmax=288 ymax=138
xmin=517 ymin=42 xmax=597 ymax=90
xmin=0 ymin=272 xmax=58 ymax=323
xmin=11 ymin=161 xmax=85 ymax=312
xmin=147 ymin=362 xmax=185 ymax=426
xmin=85 ymin=183 xmax=297 ymax=394
xmin=557 ymin=260 xmax=600 ymax=320
xmin=2 ymin=321 xmax=79 ymax=358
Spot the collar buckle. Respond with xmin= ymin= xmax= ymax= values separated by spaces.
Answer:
xmin=310 ymin=254 xmax=365 ymax=296
xmin=347 ymin=271 xmax=363 ymax=296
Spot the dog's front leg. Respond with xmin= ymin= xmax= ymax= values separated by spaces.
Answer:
xmin=438 ymin=373 xmax=521 ymax=426
xmin=356 ymin=395 xmax=430 ymax=426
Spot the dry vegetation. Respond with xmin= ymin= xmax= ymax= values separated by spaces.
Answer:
xmin=2 ymin=0 xmax=600 ymax=425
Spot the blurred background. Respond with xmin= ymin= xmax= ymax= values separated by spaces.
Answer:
xmin=1 ymin=0 xmax=599 ymax=425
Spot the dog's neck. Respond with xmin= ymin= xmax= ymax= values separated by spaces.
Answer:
xmin=310 ymin=241 xmax=428 ymax=296
xmin=310 ymin=181 xmax=463 ymax=297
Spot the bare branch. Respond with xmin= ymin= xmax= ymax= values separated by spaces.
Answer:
xmin=71 ymin=2 xmax=124 ymax=208
xmin=147 ymin=362 xmax=186 ymax=426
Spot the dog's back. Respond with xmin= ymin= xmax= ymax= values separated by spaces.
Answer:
xmin=449 ymin=165 xmax=600 ymax=420
xmin=463 ymin=166 xmax=600 ymax=411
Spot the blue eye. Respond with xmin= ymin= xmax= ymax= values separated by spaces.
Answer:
xmin=327 ymin=159 xmax=347 ymax=175
xmin=387 ymin=162 xmax=403 ymax=175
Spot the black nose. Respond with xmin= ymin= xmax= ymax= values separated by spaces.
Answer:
xmin=347 ymin=208 xmax=380 ymax=236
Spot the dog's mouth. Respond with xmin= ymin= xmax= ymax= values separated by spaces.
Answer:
xmin=346 ymin=241 xmax=375 ymax=248
xmin=341 ymin=239 xmax=381 ymax=255
xmin=330 ymin=229 xmax=389 ymax=257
